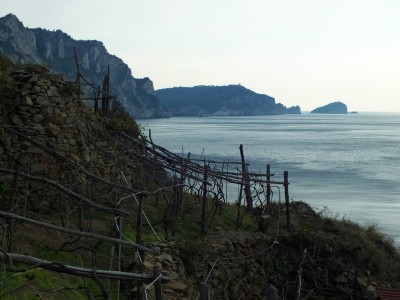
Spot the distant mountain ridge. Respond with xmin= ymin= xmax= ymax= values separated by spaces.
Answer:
xmin=156 ymin=85 xmax=301 ymax=116
xmin=0 ymin=13 xmax=170 ymax=119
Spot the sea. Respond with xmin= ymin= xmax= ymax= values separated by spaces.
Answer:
xmin=139 ymin=113 xmax=400 ymax=245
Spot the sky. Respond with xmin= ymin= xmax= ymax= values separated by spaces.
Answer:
xmin=2 ymin=0 xmax=400 ymax=112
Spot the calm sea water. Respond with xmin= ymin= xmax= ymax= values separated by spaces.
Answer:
xmin=140 ymin=113 xmax=400 ymax=244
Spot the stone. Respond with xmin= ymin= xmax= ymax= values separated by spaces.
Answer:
xmin=45 ymin=123 xmax=62 ymax=136
xmin=225 ymin=239 xmax=235 ymax=252
xmin=22 ymin=82 xmax=33 ymax=90
xmin=17 ymin=154 xmax=31 ymax=165
xmin=165 ymin=281 xmax=188 ymax=292
xmin=177 ymin=261 xmax=186 ymax=277
xmin=167 ymin=271 xmax=179 ymax=281
xmin=33 ymin=124 xmax=46 ymax=135
xmin=21 ymin=89 xmax=30 ymax=96
xmin=30 ymin=162 xmax=42 ymax=173
xmin=90 ymin=150 xmax=97 ymax=162
xmin=365 ymin=285 xmax=377 ymax=300
xmin=20 ymin=96 xmax=33 ymax=106
xmin=10 ymin=113 xmax=24 ymax=126
xmin=25 ymin=146 xmax=44 ymax=154
xmin=56 ymin=143 xmax=70 ymax=152
xmin=336 ymin=273 xmax=347 ymax=284
xmin=52 ymin=96 xmax=62 ymax=103
xmin=70 ymin=153 xmax=81 ymax=163
xmin=28 ymin=74 xmax=39 ymax=82
xmin=66 ymin=115 xmax=76 ymax=124
xmin=18 ymin=105 xmax=32 ymax=111
xmin=32 ymin=114 xmax=44 ymax=123
xmin=33 ymin=85 xmax=41 ymax=93
xmin=47 ymin=85 xmax=60 ymax=97
xmin=35 ymin=96 xmax=50 ymax=107
xmin=156 ymin=253 xmax=174 ymax=264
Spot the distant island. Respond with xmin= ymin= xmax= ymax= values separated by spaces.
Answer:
xmin=311 ymin=101 xmax=348 ymax=114
xmin=156 ymin=85 xmax=301 ymax=116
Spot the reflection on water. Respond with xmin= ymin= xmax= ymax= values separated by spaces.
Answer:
xmin=141 ymin=113 xmax=400 ymax=244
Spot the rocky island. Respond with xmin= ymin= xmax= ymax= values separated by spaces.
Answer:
xmin=311 ymin=101 xmax=348 ymax=114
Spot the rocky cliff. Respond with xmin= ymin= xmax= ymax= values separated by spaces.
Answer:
xmin=311 ymin=101 xmax=348 ymax=114
xmin=156 ymin=85 xmax=301 ymax=116
xmin=0 ymin=13 xmax=170 ymax=119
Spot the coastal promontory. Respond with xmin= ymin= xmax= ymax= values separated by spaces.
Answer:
xmin=156 ymin=85 xmax=301 ymax=116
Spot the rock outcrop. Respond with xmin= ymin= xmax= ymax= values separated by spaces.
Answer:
xmin=311 ymin=101 xmax=348 ymax=114
xmin=156 ymin=85 xmax=301 ymax=116
xmin=0 ymin=13 xmax=170 ymax=119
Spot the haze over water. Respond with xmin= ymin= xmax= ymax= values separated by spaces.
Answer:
xmin=142 ymin=113 xmax=400 ymax=244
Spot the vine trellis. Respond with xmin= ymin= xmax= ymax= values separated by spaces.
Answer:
xmin=0 ymin=48 xmax=291 ymax=299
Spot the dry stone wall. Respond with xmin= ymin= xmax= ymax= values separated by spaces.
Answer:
xmin=0 ymin=66 xmax=144 ymax=212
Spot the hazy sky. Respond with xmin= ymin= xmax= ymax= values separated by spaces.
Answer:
xmin=2 ymin=0 xmax=400 ymax=112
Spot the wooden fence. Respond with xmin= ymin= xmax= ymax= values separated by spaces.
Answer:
xmin=0 ymin=48 xmax=291 ymax=299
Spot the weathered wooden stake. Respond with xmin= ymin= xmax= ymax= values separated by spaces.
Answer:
xmin=284 ymin=171 xmax=291 ymax=231
xmin=108 ymin=246 xmax=115 ymax=300
xmin=136 ymin=194 xmax=145 ymax=258
xmin=106 ymin=65 xmax=110 ymax=114
xmin=258 ymin=215 xmax=270 ymax=233
xmin=171 ymin=176 xmax=178 ymax=237
xmin=239 ymin=144 xmax=252 ymax=209
xmin=199 ymin=282 xmax=210 ymax=300
xmin=266 ymin=164 xmax=271 ymax=211
xmin=94 ymin=85 xmax=100 ymax=112
xmin=201 ymin=161 xmax=208 ymax=236
xmin=116 ymin=204 xmax=122 ymax=300
xmin=153 ymin=265 xmax=163 ymax=300
xmin=73 ymin=47 xmax=80 ymax=101
xmin=236 ymin=184 xmax=243 ymax=230
xmin=101 ymin=66 xmax=110 ymax=115
xmin=136 ymin=194 xmax=144 ymax=300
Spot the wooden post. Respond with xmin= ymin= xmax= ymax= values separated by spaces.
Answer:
xmin=235 ymin=184 xmax=243 ymax=230
xmin=201 ymin=161 xmax=208 ymax=236
xmin=116 ymin=204 xmax=122 ymax=300
xmin=199 ymin=282 xmax=210 ymax=300
xmin=153 ymin=265 xmax=162 ymax=300
xmin=101 ymin=67 xmax=110 ymax=115
xmin=108 ymin=246 xmax=115 ymax=299
xmin=266 ymin=164 xmax=271 ymax=211
xmin=171 ymin=176 xmax=178 ymax=237
xmin=106 ymin=65 xmax=110 ymax=115
xmin=239 ymin=144 xmax=252 ymax=209
xmin=94 ymin=85 xmax=100 ymax=112
xmin=73 ymin=47 xmax=80 ymax=101
xmin=136 ymin=194 xmax=144 ymax=300
xmin=258 ymin=215 xmax=270 ymax=233
xmin=6 ymin=165 xmax=20 ymax=252
xmin=284 ymin=171 xmax=290 ymax=231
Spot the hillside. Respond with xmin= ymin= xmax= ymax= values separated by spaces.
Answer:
xmin=1 ymin=55 xmax=400 ymax=299
xmin=156 ymin=85 xmax=301 ymax=116
xmin=0 ymin=13 xmax=170 ymax=119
